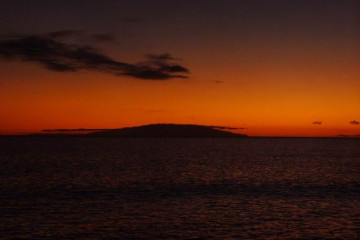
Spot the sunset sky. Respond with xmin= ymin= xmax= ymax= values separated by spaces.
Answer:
xmin=0 ymin=0 xmax=359 ymax=136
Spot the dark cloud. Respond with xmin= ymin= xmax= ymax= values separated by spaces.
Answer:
xmin=47 ymin=30 xmax=82 ymax=38
xmin=312 ymin=121 xmax=322 ymax=125
xmin=91 ymin=33 xmax=116 ymax=42
xmin=215 ymin=80 xmax=223 ymax=83
xmin=0 ymin=34 xmax=189 ymax=80
xmin=146 ymin=53 xmax=179 ymax=61
xmin=350 ymin=120 xmax=359 ymax=125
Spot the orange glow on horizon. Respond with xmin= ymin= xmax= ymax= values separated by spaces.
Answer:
xmin=1 ymin=2 xmax=359 ymax=137
xmin=0 ymin=59 xmax=359 ymax=137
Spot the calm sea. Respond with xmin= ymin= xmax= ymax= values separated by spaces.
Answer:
xmin=0 ymin=137 xmax=359 ymax=239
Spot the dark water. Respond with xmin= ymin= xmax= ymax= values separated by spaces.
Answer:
xmin=0 ymin=137 xmax=359 ymax=239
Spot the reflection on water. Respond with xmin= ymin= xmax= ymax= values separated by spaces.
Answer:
xmin=0 ymin=137 xmax=359 ymax=239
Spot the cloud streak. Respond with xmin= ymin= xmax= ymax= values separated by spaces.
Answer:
xmin=210 ymin=126 xmax=245 ymax=130
xmin=42 ymin=128 xmax=108 ymax=132
xmin=349 ymin=120 xmax=359 ymax=125
xmin=312 ymin=121 xmax=322 ymax=125
xmin=0 ymin=34 xmax=189 ymax=80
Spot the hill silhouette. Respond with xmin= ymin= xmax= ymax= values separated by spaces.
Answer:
xmin=89 ymin=124 xmax=247 ymax=138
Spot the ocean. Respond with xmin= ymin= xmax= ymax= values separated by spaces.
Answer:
xmin=0 ymin=137 xmax=359 ymax=239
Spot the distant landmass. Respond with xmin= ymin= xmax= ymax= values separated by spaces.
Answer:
xmin=36 ymin=124 xmax=247 ymax=138
xmin=28 ymin=124 xmax=247 ymax=137
xmin=89 ymin=124 xmax=247 ymax=138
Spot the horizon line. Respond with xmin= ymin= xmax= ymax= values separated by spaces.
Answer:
xmin=1 ymin=123 xmax=359 ymax=138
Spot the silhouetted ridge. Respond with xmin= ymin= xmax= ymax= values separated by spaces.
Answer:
xmin=89 ymin=124 xmax=247 ymax=138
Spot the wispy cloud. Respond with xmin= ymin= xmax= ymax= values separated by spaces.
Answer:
xmin=47 ymin=30 xmax=116 ymax=42
xmin=210 ymin=126 xmax=245 ymax=130
xmin=350 ymin=120 xmax=359 ymax=125
xmin=337 ymin=134 xmax=360 ymax=138
xmin=312 ymin=121 xmax=322 ymax=125
xmin=0 ymin=33 xmax=189 ymax=80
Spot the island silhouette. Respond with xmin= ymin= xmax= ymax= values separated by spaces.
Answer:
xmin=39 ymin=124 xmax=248 ymax=138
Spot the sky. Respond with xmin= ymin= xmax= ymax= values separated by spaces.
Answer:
xmin=0 ymin=0 xmax=359 ymax=136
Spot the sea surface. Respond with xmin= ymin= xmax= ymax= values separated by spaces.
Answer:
xmin=0 ymin=137 xmax=359 ymax=239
